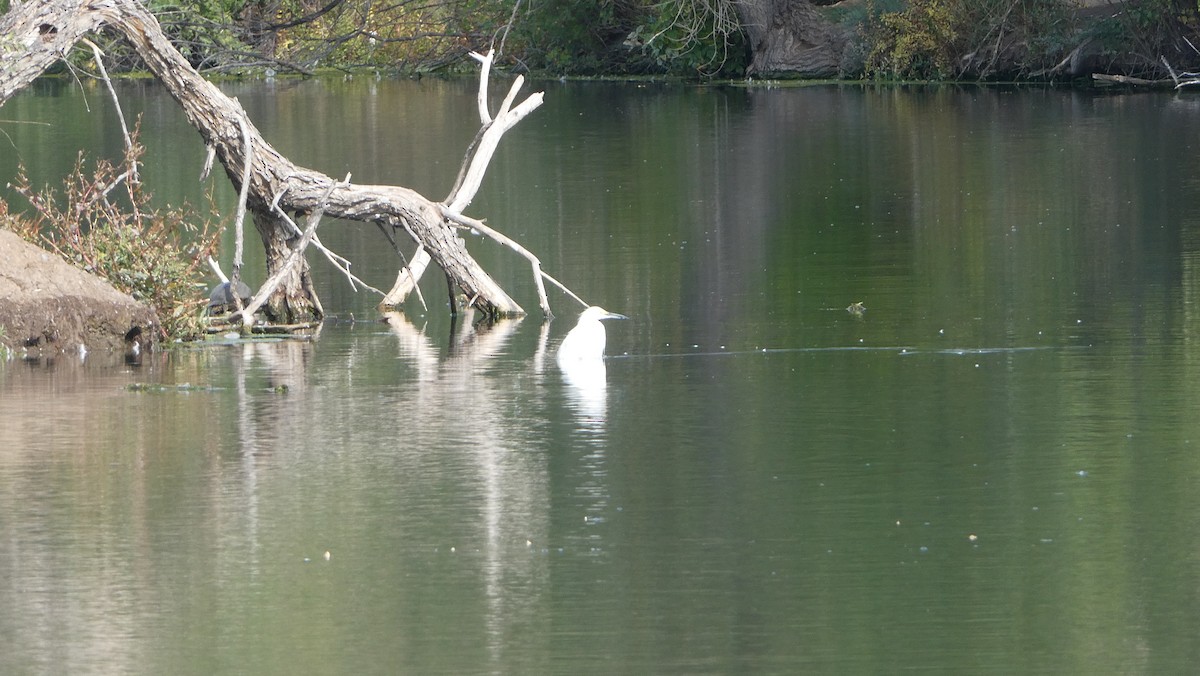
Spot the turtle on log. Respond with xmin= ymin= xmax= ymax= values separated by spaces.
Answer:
xmin=207 ymin=280 xmax=252 ymax=315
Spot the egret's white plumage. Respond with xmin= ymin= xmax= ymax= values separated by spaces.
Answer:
xmin=556 ymin=306 xmax=627 ymax=366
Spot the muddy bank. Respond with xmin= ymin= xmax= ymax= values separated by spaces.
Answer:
xmin=0 ymin=229 xmax=158 ymax=356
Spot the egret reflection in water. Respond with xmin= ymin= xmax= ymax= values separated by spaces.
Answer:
xmin=556 ymin=306 xmax=625 ymax=436
xmin=561 ymin=357 xmax=608 ymax=432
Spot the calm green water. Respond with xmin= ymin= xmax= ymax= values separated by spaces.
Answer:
xmin=4 ymin=78 xmax=1200 ymax=674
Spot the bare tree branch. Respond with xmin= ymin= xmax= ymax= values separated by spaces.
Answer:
xmin=383 ymin=49 xmax=546 ymax=312
xmin=1 ymin=1 xmax=566 ymax=322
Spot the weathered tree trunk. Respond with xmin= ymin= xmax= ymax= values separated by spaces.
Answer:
xmin=0 ymin=0 xmax=526 ymax=322
xmin=253 ymin=210 xmax=324 ymax=320
xmin=734 ymin=0 xmax=849 ymax=78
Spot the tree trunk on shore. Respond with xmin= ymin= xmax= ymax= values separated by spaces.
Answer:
xmin=0 ymin=0 xmax=530 ymax=323
xmin=735 ymin=0 xmax=849 ymax=78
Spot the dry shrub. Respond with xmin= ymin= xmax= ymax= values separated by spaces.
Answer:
xmin=4 ymin=126 xmax=221 ymax=341
xmin=866 ymin=0 xmax=1077 ymax=79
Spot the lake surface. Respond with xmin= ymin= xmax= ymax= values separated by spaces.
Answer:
xmin=4 ymin=77 xmax=1200 ymax=674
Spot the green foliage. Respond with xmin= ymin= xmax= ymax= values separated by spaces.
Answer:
xmin=2 ymin=0 xmax=735 ymax=79
xmin=216 ymin=0 xmax=509 ymax=72
xmin=16 ymin=0 xmax=1199 ymax=79
xmin=503 ymin=0 xmax=746 ymax=78
xmin=867 ymin=0 xmax=959 ymax=78
xmin=864 ymin=0 xmax=1078 ymax=80
xmin=1091 ymin=0 xmax=1200 ymax=73
xmin=630 ymin=1 xmax=747 ymax=77
xmin=150 ymin=0 xmax=248 ymax=69
xmin=5 ymin=127 xmax=221 ymax=342
xmin=505 ymin=0 xmax=631 ymax=74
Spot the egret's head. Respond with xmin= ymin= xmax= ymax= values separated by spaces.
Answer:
xmin=580 ymin=306 xmax=627 ymax=322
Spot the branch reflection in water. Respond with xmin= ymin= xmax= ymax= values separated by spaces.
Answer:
xmin=218 ymin=333 xmax=322 ymax=591
xmin=382 ymin=311 xmax=551 ymax=668
xmin=229 ymin=337 xmax=314 ymax=582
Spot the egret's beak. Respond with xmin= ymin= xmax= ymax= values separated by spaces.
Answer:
xmin=604 ymin=312 xmax=628 ymax=321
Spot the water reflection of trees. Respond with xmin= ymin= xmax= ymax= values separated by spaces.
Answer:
xmin=382 ymin=311 xmax=555 ymax=668
xmin=0 ymin=317 xmax=607 ymax=671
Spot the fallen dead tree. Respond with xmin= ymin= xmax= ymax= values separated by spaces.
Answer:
xmin=0 ymin=0 xmax=582 ymax=330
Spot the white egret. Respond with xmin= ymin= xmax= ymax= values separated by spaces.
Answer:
xmin=556 ymin=306 xmax=627 ymax=367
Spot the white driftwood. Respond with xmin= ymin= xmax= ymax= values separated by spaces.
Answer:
xmin=231 ymin=110 xmax=253 ymax=278
xmin=382 ymin=49 xmax=545 ymax=310
xmin=451 ymin=77 xmax=543 ymax=213
xmin=266 ymin=194 xmax=386 ymax=296
xmin=473 ymin=49 xmax=494 ymax=125
xmin=443 ymin=208 xmax=588 ymax=316
xmin=1161 ymin=56 xmax=1200 ymax=89
xmin=207 ymin=256 xmax=229 ymax=283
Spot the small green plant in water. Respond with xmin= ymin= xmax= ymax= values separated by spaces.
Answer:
xmin=5 ymin=125 xmax=222 ymax=342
